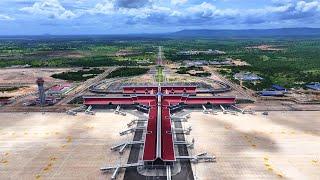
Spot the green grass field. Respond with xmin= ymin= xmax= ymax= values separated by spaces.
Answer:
xmin=163 ymin=38 xmax=320 ymax=90
xmin=51 ymin=68 xmax=104 ymax=81
xmin=156 ymin=66 xmax=165 ymax=83
xmin=106 ymin=67 xmax=150 ymax=78
xmin=0 ymin=36 xmax=319 ymax=89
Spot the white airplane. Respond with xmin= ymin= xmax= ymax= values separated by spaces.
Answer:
xmin=66 ymin=110 xmax=77 ymax=116
xmin=119 ymin=111 xmax=127 ymax=116
xmin=230 ymin=111 xmax=238 ymax=115
xmin=231 ymin=105 xmax=245 ymax=114
xmin=202 ymin=105 xmax=210 ymax=114
xmin=212 ymin=109 xmax=218 ymax=115
xmin=185 ymin=114 xmax=191 ymax=119
xmin=85 ymin=105 xmax=95 ymax=115
xmin=220 ymin=105 xmax=228 ymax=114
xmin=114 ymin=105 xmax=126 ymax=116
xmin=114 ymin=105 xmax=120 ymax=114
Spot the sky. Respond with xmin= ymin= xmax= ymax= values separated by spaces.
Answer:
xmin=0 ymin=0 xmax=320 ymax=35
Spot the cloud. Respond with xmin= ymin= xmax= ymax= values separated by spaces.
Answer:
xmin=115 ymin=0 xmax=151 ymax=8
xmin=88 ymin=0 xmax=171 ymax=19
xmin=296 ymin=1 xmax=320 ymax=12
xmin=176 ymin=1 xmax=320 ymax=26
xmin=88 ymin=1 xmax=115 ymax=15
xmin=20 ymin=0 xmax=76 ymax=19
xmin=9 ymin=0 xmax=320 ymax=34
xmin=84 ymin=0 xmax=320 ymax=28
xmin=171 ymin=0 xmax=188 ymax=5
xmin=0 ymin=14 xmax=14 ymax=21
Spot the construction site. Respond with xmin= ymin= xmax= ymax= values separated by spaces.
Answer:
xmin=0 ymin=47 xmax=320 ymax=180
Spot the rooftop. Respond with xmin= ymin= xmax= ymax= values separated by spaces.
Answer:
xmin=234 ymin=72 xmax=263 ymax=81
xmin=306 ymin=82 xmax=320 ymax=91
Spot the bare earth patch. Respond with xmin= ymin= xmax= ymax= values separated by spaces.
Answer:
xmin=246 ymin=45 xmax=285 ymax=51
xmin=0 ymin=68 xmax=74 ymax=97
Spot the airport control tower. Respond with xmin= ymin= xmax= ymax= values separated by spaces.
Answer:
xmin=36 ymin=77 xmax=46 ymax=106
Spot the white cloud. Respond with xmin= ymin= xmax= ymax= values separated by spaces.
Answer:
xmin=88 ymin=0 xmax=171 ymax=19
xmin=296 ymin=1 xmax=320 ymax=12
xmin=187 ymin=2 xmax=216 ymax=17
xmin=20 ymin=0 xmax=76 ymax=20
xmin=0 ymin=14 xmax=14 ymax=21
xmin=19 ymin=0 xmax=320 ymax=27
xmin=171 ymin=0 xmax=188 ymax=5
xmin=88 ymin=1 xmax=115 ymax=15
xmin=115 ymin=0 xmax=151 ymax=8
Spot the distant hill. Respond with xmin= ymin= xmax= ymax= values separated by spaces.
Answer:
xmin=170 ymin=28 xmax=320 ymax=38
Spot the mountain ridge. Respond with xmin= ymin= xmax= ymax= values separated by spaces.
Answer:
xmin=170 ymin=28 xmax=320 ymax=37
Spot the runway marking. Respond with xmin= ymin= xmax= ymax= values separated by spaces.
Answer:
xmin=66 ymin=136 xmax=72 ymax=143
xmin=263 ymin=156 xmax=284 ymax=178
xmin=243 ymin=135 xmax=257 ymax=148
xmin=0 ymin=159 xmax=8 ymax=164
xmin=35 ymin=174 xmax=41 ymax=179
xmin=36 ymin=156 xmax=59 ymax=178
xmin=1 ymin=152 xmax=9 ymax=165
xmin=311 ymin=160 xmax=319 ymax=165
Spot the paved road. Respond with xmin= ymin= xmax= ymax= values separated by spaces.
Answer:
xmin=157 ymin=46 xmax=163 ymax=66
xmin=209 ymin=68 xmax=256 ymax=101
xmin=57 ymin=67 xmax=117 ymax=105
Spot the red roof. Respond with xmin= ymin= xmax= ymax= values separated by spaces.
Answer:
xmin=161 ymin=86 xmax=196 ymax=95
xmin=161 ymin=100 xmax=175 ymax=161
xmin=185 ymin=97 xmax=235 ymax=105
xmin=82 ymin=85 xmax=236 ymax=163
xmin=122 ymin=86 xmax=197 ymax=95
xmin=142 ymin=101 xmax=157 ymax=161
xmin=50 ymin=83 xmax=72 ymax=92
xmin=84 ymin=97 xmax=134 ymax=105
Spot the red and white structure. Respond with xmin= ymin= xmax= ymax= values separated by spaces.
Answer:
xmin=83 ymin=85 xmax=235 ymax=165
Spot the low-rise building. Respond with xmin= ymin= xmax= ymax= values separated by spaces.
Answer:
xmin=234 ymin=72 xmax=263 ymax=82
xmin=183 ymin=60 xmax=208 ymax=67
xmin=178 ymin=49 xmax=226 ymax=55
xmin=0 ymin=97 xmax=11 ymax=105
xmin=208 ymin=60 xmax=232 ymax=66
xmin=47 ymin=83 xmax=73 ymax=96
xmin=306 ymin=82 xmax=320 ymax=91
xmin=259 ymin=90 xmax=285 ymax=97
xmin=272 ymin=84 xmax=287 ymax=91
xmin=115 ymin=50 xmax=141 ymax=57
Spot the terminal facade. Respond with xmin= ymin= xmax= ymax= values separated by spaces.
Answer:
xmin=83 ymin=85 xmax=236 ymax=179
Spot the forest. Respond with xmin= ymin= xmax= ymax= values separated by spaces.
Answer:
xmin=0 ymin=36 xmax=319 ymax=89
xmin=106 ymin=67 xmax=150 ymax=78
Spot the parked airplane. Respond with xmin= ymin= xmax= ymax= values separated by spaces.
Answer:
xmin=202 ymin=105 xmax=210 ymax=114
xmin=85 ymin=105 xmax=95 ymax=115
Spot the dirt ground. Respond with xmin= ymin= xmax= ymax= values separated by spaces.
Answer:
xmin=0 ymin=68 xmax=72 ymax=84
xmin=185 ymin=111 xmax=320 ymax=180
xmin=0 ymin=111 xmax=135 ymax=180
xmin=0 ymin=68 xmax=74 ymax=97
xmin=245 ymin=45 xmax=284 ymax=51
xmin=129 ymin=74 xmax=154 ymax=83
xmin=0 ymin=85 xmax=37 ymax=97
